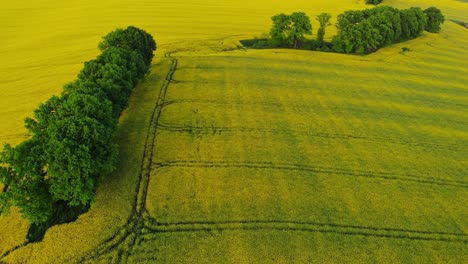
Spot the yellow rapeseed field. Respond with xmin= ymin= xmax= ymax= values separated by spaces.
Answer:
xmin=0 ymin=0 xmax=467 ymax=263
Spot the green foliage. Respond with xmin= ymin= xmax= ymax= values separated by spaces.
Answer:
xmin=270 ymin=13 xmax=292 ymax=47
xmin=424 ymin=7 xmax=445 ymax=33
xmin=0 ymin=26 xmax=156 ymax=228
xmin=400 ymin=7 xmax=427 ymax=40
xmin=316 ymin=13 xmax=332 ymax=43
xmin=332 ymin=19 xmax=381 ymax=54
xmin=98 ymin=26 xmax=157 ymax=66
xmin=366 ymin=0 xmax=383 ymax=5
xmin=270 ymin=12 xmax=312 ymax=48
xmin=365 ymin=6 xmax=402 ymax=45
xmin=0 ymin=141 xmax=53 ymax=224
xmin=332 ymin=6 xmax=430 ymax=54
xmin=77 ymin=47 xmax=147 ymax=117
xmin=289 ymin=12 xmax=313 ymax=48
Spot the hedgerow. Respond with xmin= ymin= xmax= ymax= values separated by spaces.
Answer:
xmin=0 ymin=26 xmax=156 ymax=238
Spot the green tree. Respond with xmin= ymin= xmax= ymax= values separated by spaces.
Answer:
xmin=316 ymin=13 xmax=332 ymax=43
xmin=289 ymin=12 xmax=312 ymax=48
xmin=400 ymin=7 xmax=427 ymax=40
xmin=423 ymin=7 xmax=445 ymax=33
xmin=0 ymin=140 xmax=53 ymax=223
xmin=270 ymin=12 xmax=312 ymax=48
xmin=98 ymin=26 xmax=157 ymax=66
xmin=23 ymin=92 xmax=117 ymax=206
xmin=270 ymin=13 xmax=292 ymax=47
xmin=333 ymin=19 xmax=381 ymax=54
xmin=365 ymin=6 xmax=401 ymax=45
xmin=333 ymin=10 xmax=381 ymax=54
xmin=77 ymin=47 xmax=146 ymax=117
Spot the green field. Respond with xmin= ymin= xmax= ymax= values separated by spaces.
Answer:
xmin=1 ymin=0 xmax=467 ymax=263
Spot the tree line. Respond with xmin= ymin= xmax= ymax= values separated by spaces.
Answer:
xmin=0 ymin=26 xmax=156 ymax=227
xmin=246 ymin=5 xmax=444 ymax=54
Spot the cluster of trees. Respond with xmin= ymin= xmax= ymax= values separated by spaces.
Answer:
xmin=255 ymin=5 xmax=444 ymax=54
xmin=332 ymin=6 xmax=444 ymax=54
xmin=0 ymin=26 xmax=156 ymax=225
xmin=268 ymin=12 xmax=332 ymax=49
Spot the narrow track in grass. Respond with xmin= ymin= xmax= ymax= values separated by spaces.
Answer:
xmin=152 ymin=160 xmax=468 ymax=188
xmin=162 ymin=98 xmax=468 ymax=126
xmin=157 ymin=121 xmax=466 ymax=153
xmin=139 ymin=218 xmax=468 ymax=243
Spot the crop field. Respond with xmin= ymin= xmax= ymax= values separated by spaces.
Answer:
xmin=1 ymin=0 xmax=467 ymax=263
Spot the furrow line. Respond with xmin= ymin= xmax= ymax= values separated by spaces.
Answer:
xmin=157 ymin=122 xmax=466 ymax=152
xmin=140 ymin=219 xmax=467 ymax=243
xmin=152 ymin=160 xmax=468 ymax=188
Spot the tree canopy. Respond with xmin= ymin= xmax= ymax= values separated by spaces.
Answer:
xmin=316 ymin=13 xmax=332 ymax=43
xmin=423 ymin=7 xmax=445 ymax=33
xmin=270 ymin=12 xmax=312 ymax=48
xmin=332 ymin=6 xmax=429 ymax=54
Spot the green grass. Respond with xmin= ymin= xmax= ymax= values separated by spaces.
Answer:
xmin=1 ymin=0 xmax=467 ymax=263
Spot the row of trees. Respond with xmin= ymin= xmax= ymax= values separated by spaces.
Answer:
xmin=266 ymin=6 xmax=444 ymax=54
xmin=0 ymin=26 xmax=156 ymax=225
xmin=332 ymin=6 xmax=444 ymax=53
xmin=269 ymin=12 xmax=332 ymax=48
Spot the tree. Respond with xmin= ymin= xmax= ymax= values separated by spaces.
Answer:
xmin=270 ymin=13 xmax=292 ymax=47
xmin=365 ymin=6 xmax=401 ymax=45
xmin=0 ymin=140 xmax=53 ymax=223
xmin=316 ymin=13 xmax=332 ymax=43
xmin=270 ymin=12 xmax=312 ymax=48
xmin=333 ymin=10 xmax=381 ymax=54
xmin=400 ymin=7 xmax=427 ymax=40
xmin=98 ymin=26 xmax=157 ymax=66
xmin=41 ymin=92 xmax=117 ymax=205
xmin=424 ymin=7 xmax=445 ymax=33
xmin=289 ymin=12 xmax=312 ymax=48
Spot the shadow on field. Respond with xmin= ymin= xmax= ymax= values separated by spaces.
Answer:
xmin=27 ymin=202 xmax=89 ymax=242
xmin=450 ymin=19 xmax=468 ymax=29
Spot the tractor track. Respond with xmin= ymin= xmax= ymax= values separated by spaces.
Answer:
xmin=152 ymin=160 xmax=467 ymax=188
xmin=139 ymin=218 xmax=467 ymax=243
xmin=156 ymin=121 xmax=466 ymax=153
xmin=161 ymin=98 xmax=468 ymax=127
